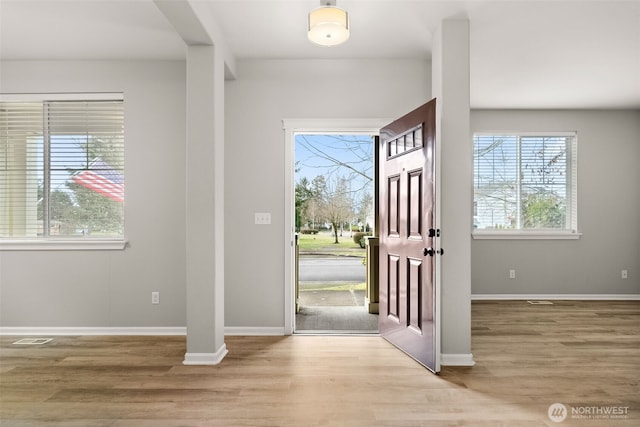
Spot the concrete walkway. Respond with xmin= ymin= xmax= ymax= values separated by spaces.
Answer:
xmin=296 ymin=288 xmax=378 ymax=332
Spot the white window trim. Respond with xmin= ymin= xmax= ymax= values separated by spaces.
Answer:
xmin=0 ymin=93 xmax=123 ymax=102
xmin=472 ymin=230 xmax=582 ymax=240
xmin=472 ymin=131 xmax=579 ymax=240
xmin=0 ymin=238 xmax=127 ymax=251
xmin=0 ymin=92 xmax=126 ymax=249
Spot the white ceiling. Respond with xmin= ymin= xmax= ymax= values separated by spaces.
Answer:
xmin=1 ymin=0 xmax=639 ymax=109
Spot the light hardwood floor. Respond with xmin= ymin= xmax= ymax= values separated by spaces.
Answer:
xmin=1 ymin=301 xmax=638 ymax=426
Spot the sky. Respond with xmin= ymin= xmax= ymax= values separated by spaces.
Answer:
xmin=295 ymin=133 xmax=375 ymax=227
xmin=294 ymin=133 xmax=374 ymax=195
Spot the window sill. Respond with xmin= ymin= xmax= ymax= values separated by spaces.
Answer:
xmin=0 ymin=239 xmax=128 ymax=251
xmin=472 ymin=231 xmax=582 ymax=240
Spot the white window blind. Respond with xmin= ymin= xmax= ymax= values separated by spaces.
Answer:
xmin=0 ymin=97 xmax=124 ymax=239
xmin=473 ymin=133 xmax=577 ymax=235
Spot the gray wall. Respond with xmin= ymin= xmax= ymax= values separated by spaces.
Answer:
xmin=0 ymin=60 xmax=187 ymax=327
xmin=2 ymin=59 xmax=637 ymax=330
xmin=224 ymin=59 xmax=431 ymax=327
xmin=0 ymin=58 xmax=432 ymax=329
xmin=471 ymin=109 xmax=640 ymax=295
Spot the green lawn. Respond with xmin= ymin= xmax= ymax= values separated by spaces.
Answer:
xmin=297 ymin=232 xmax=364 ymax=257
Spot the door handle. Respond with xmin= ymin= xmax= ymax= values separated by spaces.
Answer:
xmin=423 ymin=247 xmax=444 ymax=256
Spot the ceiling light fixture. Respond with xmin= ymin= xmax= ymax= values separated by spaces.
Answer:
xmin=307 ymin=0 xmax=350 ymax=47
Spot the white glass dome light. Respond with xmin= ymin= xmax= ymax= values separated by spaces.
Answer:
xmin=308 ymin=0 xmax=350 ymax=47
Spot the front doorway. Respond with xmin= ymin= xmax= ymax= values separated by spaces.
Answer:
xmin=283 ymin=104 xmax=441 ymax=370
xmin=293 ymin=133 xmax=378 ymax=333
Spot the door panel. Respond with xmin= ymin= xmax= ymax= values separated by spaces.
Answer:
xmin=408 ymin=169 xmax=422 ymax=239
xmin=407 ymin=257 xmax=422 ymax=332
xmin=387 ymin=175 xmax=400 ymax=237
xmin=387 ymin=254 xmax=400 ymax=321
xmin=379 ymin=99 xmax=438 ymax=372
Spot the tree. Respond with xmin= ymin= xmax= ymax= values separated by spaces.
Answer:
xmin=296 ymin=135 xmax=372 ymax=184
xmin=65 ymin=136 xmax=124 ymax=235
xmin=520 ymin=140 xmax=567 ymax=229
xmin=295 ymin=177 xmax=312 ymax=231
xmin=37 ymin=185 xmax=77 ymax=235
xmin=296 ymin=134 xmax=373 ymax=233
xmin=66 ymin=182 xmax=123 ymax=234
xmin=295 ymin=175 xmax=327 ymax=231
xmin=521 ymin=193 xmax=565 ymax=229
xmin=322 ymin=177 xmax=353 ymax=244
xmin=307 ymin=175 xmax=327 ymax=230
xmin=355 ymin=191 xmax=373 ymax=231
xmin=474 ymin=135 xmax=568 ymax=229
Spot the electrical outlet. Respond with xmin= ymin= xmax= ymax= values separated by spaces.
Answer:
xmin=621 ymin=269 xmax=628 ymax=279
xmin=151 ymin=291 xmax=160 ymax=304
xmin=509 ymin=269 xmax=516 ymax=279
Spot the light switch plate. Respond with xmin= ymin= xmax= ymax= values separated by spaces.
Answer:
xmin=255 ymin=212 xmax=271 ymax=225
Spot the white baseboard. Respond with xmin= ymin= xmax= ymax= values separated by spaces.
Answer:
xmin=0 ymin=326 xmax=187 ymax=336
xmin=183 ymin=344 xmax=228 ymax=365
xmin=441 ymin=353 xmax=475 ymax=367
xmin=472 ymin=294 xmax=640 ymax=301
xmin=0 ymin=326 xmax=287 ymax=336
xmin=224 ymin=326 xmax=285 ymax=336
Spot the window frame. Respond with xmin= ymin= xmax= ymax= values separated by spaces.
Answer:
xmin=472 ymin=131 xmax=580 ymax=240
xmin=0 ymin=93 xmax=127 ymax=251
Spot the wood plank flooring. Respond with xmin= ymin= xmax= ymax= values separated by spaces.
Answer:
xmin=1 ymin=301 xmax=638 ymax=426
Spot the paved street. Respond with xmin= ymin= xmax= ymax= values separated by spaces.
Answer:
xmin=298 ymin=256 xmax=365 ymax=282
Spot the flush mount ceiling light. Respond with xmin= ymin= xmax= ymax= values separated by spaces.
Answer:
xmin=308 ymin=0 xmax=350 ymax=47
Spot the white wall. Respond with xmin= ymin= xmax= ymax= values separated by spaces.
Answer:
xmin=224 ymin=59 xmax=431 ymax=327
xmin=0 ymin=60 xmax=187 ymax=327
xmin=432 ymin=19 xmax=473 ymax=364
xmin=471 ymin=109 xmax=640 ymax=296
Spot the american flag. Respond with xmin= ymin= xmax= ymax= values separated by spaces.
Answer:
xmin=72 ymin=159 xmax=124 ymax=203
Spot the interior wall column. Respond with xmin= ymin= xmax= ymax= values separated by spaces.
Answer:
xmin=183 ymin=44 xmax=227 ymax=365
xmin=432 ymin=18 xmax=474 ymax=366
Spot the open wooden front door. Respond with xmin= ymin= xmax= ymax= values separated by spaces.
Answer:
xmin=379 ymin=99 xmax=439 ymax=372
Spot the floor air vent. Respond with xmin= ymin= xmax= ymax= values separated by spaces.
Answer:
xmin=527 ymin=300 xmax=554 ymax=305
xmin=12 ymin=338 xmax=53 ymax=345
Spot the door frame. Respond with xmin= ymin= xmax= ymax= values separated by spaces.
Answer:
xmin=282 ymin=118 xmax=391 ymax=335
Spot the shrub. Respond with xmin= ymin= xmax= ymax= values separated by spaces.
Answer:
xmin=352 ymin=231 xmax=372 ymax=248
xmin=300 ymin=229 xmax=319 ymax=235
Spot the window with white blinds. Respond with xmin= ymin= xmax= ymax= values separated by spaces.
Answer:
xmin=0 ymin=96 xmax=124 ymax=239
xmin=473 ymin=133 xmax=577 ymax=236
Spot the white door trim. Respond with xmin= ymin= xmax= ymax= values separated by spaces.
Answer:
xmin=281 ymin=118 xmax=392 ymax=335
